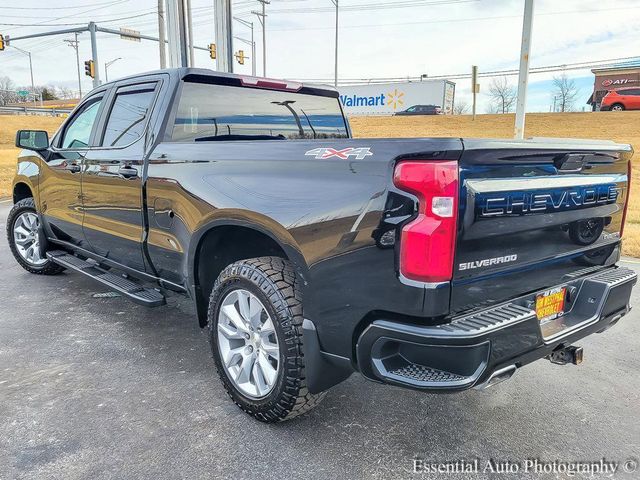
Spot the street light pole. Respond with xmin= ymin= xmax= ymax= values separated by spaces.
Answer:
xmin=104 ymin=57 xmax=122 ymax=82
xmin=234 ymin=17 xmax=256 ymax=76
xmin=9 ymin=45 xmax=34 ymax=92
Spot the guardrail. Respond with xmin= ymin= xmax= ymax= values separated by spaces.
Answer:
xmin=0 ymin=105 xmax=73 ymax=116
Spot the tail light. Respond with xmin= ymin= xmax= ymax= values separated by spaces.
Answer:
xmin=393 ymin=160 xmax=459 ymax=283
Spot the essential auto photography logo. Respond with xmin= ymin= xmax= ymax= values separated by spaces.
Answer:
xmin=412 ymin=458 xmax=638 ymax=476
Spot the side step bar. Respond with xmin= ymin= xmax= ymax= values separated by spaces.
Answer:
xmin=46 ymin=250 xmax=166 ymax=307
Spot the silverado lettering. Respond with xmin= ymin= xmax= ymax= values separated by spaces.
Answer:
xmin=459 ymin=254 xmax=518 ymax=271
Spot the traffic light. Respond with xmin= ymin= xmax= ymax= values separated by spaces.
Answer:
xmin=84 ymin=60 xmax=95 ymax=78
xmin=208 ymin=43 xmax=216 ymax=60
xmin=0 ymin=34 xmax=5 ymax=51
xmin=235 ymin=50 xmax=245 ymax=65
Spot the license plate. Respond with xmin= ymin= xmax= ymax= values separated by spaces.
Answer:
xmin=536 ymin=287 xmax=566 ymax=325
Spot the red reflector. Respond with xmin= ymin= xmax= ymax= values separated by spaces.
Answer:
xmin=393 ymin=160 xmax=459 ymax=283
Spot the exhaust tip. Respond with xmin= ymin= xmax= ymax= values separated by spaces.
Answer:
xmin=474 ymin=365 xmax=517 ymax=390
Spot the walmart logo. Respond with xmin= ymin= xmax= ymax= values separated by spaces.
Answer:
xmin=340 ymin=88 xmax=405 ymax=110
xmin=386 ymin=89 xmax=404 ymax=109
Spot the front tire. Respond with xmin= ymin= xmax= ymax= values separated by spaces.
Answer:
xmin=208 ymin=256 xmax=325 ymax=422
xmin=6 ymin=198 xmax=64 ymax=275
xmin=611 ymin=103 xmax=625 ymax=111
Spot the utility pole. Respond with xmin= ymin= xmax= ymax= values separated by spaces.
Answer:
xmin=186 ymin=0 xmax=195 ymax=66
xmin=234 ymin=17 xmax=255 ymax=76
xmin=10 ymin=45 xmax=34 ymax=93
xmin=165 ymin=0 xmax=190 ymax=67
xmin=514 ymin=0 xmax=534 ymax=139
xmin=157 ymin=0 xmax=167 ymax=68
xmin=471 ymin=65 xmax=478 ymax=120
xmin=252 ymin=0 xmax=269 ymax=76
xmin=88 ymin=22 xmax=100 ymax=87
xmin=331 ymin=0 xmax=338 ymax=87
xmin=214 ymin=0 xmax=233 ymax=72
xmin=64 ymin=33 xmax=82 ymax=97
xmin=104 ymin=57 xmax=121 ymax=82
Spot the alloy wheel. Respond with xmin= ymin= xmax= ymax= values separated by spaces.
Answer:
xmin=12 ymin=212 xmax=47 ymax=266
xmin=216 ymin=288 xmax=280 ymax=398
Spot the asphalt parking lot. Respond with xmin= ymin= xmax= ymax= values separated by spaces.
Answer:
xmin=1 ymin=199 xmax=639 ymax=480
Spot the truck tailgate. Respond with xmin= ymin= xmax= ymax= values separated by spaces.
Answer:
xmin=451 ymin=138 xmax=633 ymax=314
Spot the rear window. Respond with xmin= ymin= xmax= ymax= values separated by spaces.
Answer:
xmin=170 ymin=82 xmax=348 ymax=141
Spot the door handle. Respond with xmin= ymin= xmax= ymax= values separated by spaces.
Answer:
xmin=118 ymin=165 xmax=138 ymax=178
xmin=66 ymin=163 xmax=81 ymax=173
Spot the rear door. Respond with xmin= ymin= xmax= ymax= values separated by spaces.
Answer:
xmin=81 ymin=80 xmax=161 ymax=271
xmin=625 ymin=88 xmax=640 ymax=109
xmin=451 ymin=139 xmax=632 ymax=314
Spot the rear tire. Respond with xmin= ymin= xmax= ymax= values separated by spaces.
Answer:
xmin=208 ymin=256 xmax=325 ymax=422
xmin=6 ymin=198 xmax=64 ymax=275
xmin=611 ymin=103 xmax=625 ymax=111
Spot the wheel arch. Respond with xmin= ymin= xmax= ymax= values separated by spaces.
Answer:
xmin=188 ymin=215 xmax=309 ymax=328
xmin=13 ymin=181 xmax=34 ymax=204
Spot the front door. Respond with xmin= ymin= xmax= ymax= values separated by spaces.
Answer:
xmin=81 ymin=81 xmax=159 ymax=271
xmin=40 ymin=94 xmax=105 ymax=246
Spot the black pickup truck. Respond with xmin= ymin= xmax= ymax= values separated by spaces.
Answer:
xmin=7 ymin=68 xmax=636 ymax=422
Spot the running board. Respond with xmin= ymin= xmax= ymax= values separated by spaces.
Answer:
xmin=46 ymin=250 xmax=166 ymax=307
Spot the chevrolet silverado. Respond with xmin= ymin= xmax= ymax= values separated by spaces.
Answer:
xmin=7 ymin=68 xmax=636 ymax=422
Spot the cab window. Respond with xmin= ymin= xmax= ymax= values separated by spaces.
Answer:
xmin=101 ymin=84 xmax=157 ymax=147
xmin=60 ymin=98 xmax=102 ymax=149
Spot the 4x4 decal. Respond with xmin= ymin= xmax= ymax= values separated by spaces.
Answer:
xmin=305 ymin=147 xmax=373 ymax=160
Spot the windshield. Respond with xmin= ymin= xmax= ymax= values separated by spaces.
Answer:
xmin=171 ymin=81 xmax=348 ymax=141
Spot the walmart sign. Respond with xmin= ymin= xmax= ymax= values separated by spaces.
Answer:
xmin=340 ymin=93 xmax=386 ymax=107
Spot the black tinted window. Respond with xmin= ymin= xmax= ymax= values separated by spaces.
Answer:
xmin=171 ymin=82 xmax=348 ymax=141
xmin=102 ymin=86 xmax=156 ymax=147
xmin=61 ymin=98 xmax=102 ymax=148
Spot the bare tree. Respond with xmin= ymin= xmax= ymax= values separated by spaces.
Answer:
xmin=453 ymin=100 xmax=470 ymax=115
xmin=0 ymin=76 xmax=17 ymax=106
xmin=552 ymin=73 xmax=578 ymax=112
xmin=487 ymin=76 xmax=517 ymax=113
xmin=56 ymin=86 xmax=76 ymax=99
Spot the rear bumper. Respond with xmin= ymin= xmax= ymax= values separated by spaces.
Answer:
xmin=355 ymin=266 xmax=636 ymax=392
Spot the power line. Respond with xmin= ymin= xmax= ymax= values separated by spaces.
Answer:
xmin=292 ymin=56 xmax=640 ymax=84
xmin=0 ymin=12 xmax=158 ymax=27
xmin=3 ymin=0 xmax=130 ymax=32
xmin=1 ymin=7 xmax=156 ymax=20
xmin=0 ymin=0 xmax=130 ymax=10
xmin=268 ymin=0 xmax=477 ymax=14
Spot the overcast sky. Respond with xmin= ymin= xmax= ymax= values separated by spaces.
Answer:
xmin=1 ymin=0 xmax=639 ymax=112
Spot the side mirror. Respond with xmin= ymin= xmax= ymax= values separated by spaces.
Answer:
xmin=15 ymin=130 xmax=49 ymax=151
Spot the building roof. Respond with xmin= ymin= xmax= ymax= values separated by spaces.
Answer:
xmin=592 ymin=60 xmax=640 ymax=74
